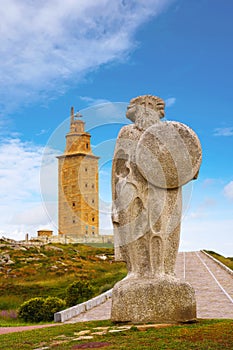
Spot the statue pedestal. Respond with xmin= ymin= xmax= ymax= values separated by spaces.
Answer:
xmin=111 ymin=276 xmax=196 ymax=324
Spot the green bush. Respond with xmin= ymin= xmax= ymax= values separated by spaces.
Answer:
xmin=98 ymin=283 xmax=113 ymax=294
xmin=66 ymin=280 xmax=94 ymax=307
xmin=43 ymin=297 xmax=66 ymax=321
xmin=18 ymin=297 xmax=45 ymax=322
xmin=18 ymin=296 xmax=66 ymax=322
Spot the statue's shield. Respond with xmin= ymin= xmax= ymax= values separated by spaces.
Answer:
xmin=136 ymin=121 xmax=202 ymax=189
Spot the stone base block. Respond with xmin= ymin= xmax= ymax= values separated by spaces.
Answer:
xmin=111 ymin=276 xmax=196 ymax=323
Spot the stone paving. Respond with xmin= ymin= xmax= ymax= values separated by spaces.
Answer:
xmin=176 ymin=251 xmax=233 ymax=319
xmin=66 ymin=251 xmax=233 ymax=323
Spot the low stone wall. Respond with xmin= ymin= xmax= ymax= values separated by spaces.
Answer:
xmin=201 ymin=250 xmax=233 ymax=276
xmin=54 ymin=289 xmax=112 ymax=323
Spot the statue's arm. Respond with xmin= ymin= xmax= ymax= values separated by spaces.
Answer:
xmin=112 ymin=125 xmax=132 ymax=201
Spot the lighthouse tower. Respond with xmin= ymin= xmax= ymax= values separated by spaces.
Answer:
xmin=57 ymin=107 xmax=99 ymax=239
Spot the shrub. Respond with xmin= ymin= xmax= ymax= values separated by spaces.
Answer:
xmin=43 ymin=297 xmax=66 ymax=321
xmin=18 ymin=297 xmax=45 ymax=322
xmin=98 ymin=283 xmax=114 ymax=294
xmin=66 ymin=280 xmax=94 ymax=307
xmin=18 ymin=296 xmax=66 ymax=322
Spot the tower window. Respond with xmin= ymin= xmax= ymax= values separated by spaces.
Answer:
xmin=92 ymin=199 xmax=95 ymax=204
xmin=92 ymin=184 xmax=94 ymax=189
xmin=72 ymin=202 xmax=75 ymax=207
xmin=86 ymin=143 xmax=89 ymax=149
xmin=92 ymin=217 xmax=95 ymax=222
xmin=85 ymin=183 xmax=88 ymax=188
xmin=73 ymin=219 xmax=75 ymax=224
xmin=85 ymin=168 xmax=88 ymax=172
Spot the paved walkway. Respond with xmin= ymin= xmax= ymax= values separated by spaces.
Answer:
xmin=0 ymin=323 xmax=59 ymax=335
xmin=66 ymin=251 xmax=233 ymax=323
xmin=175 ymin=251 xmax=233 ymax=318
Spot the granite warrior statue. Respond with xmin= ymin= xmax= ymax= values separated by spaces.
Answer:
xmin=111 ymin=95 xmax=202 ymax=323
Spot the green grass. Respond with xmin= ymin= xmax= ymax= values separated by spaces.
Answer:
xmin=204 ymin=250 xmax=233 ymax=270
xmin=0 ymin=319 xmax=232 ymax=349
xmin=84 ymin=242 xmax=114 ymax=248
xmin=0 ymin=242 xmax=126 ymax=325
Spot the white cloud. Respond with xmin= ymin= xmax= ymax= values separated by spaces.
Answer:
xmin=224 ymin=181 xmax=233 ymax=200
xmin=79 ymin=96 xmax=110 ymax=107
xmin=36 ymin=129 xmax=50 ymax=136
xmin=165 ymin=97 xmax=176 ymax=108
xmin=213 ymin=127 xmax=233 ymax=136
xmin=0 ymin=138 xmax=42 ymax=201
xmin=185 ymin=197 xmax=216 ymax=220
xmin=180 ymin=218 xmax=233 ymax=257
xmin=202 ymin=178 xmax=215 ymax=188
xmin=0 ymin=137 xmax=59 ymax=239
xmin=0 ymin=0 xmax=174 ymax=114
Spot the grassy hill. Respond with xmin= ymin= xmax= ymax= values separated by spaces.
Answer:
xmin=0 ymin=240 xmax=126 ymax=322
xmin=204 ymin=250 xmax=233 ymax=270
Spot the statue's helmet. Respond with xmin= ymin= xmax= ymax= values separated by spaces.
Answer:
xmin=127 ymin=95 xmax=165 ymax=122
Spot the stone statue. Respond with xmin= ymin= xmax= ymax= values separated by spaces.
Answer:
xmin=111 ymin=95 xmax=202 ymax=323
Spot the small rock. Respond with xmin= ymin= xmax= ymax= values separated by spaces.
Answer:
xmin=93 ymin=327 xmax=110 ymax=331
xmin=5 ymin=260 xmax=15 ymax=265
xmin=115 ymin=325 xmax=131 ymax=330
xmin=136 ymin=323 xmax=174 ymax=331
xmin=74 ymin=330 xmax=91 ymax=336
xmin=91 ymin=331 xmax=107 ymax=335
xmin=108 ymin=329 xmax=125 ymax=333
xmin=73 ymin=336 xmax=94 ymax=341
xmin=96 ymin=255 xmax=107 ymax=261
xmin=44 ymin=245 xmax=63 ymax=252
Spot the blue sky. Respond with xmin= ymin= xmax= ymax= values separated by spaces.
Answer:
xmin=0 ymin=0 xmax=232 ymax=256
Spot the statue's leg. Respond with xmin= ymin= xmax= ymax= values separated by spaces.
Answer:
xmin=164 ymin=224 xmax=180 ymax=275
xmin=127 ymin=234 xmax=150 ymax=278
xmin=150 ymin=234 xmax=164 ymax=275
xmin=164 ymin=188 xmax=182 ymax=275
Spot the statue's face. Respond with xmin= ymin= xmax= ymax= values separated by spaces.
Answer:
xmin=126 ymin=103 xmax=137 ymax=122
xmin=126 ymin=98 xmax=165 ymax=123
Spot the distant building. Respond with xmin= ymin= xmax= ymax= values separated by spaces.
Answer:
xmin=57 ymin=107 xmax=100 ymax=240
xmin=37 ymin=229 xmax=53 ymax=238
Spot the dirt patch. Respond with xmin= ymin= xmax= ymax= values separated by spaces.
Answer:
xmin=72 ymin=342 xmax=111 ymax=349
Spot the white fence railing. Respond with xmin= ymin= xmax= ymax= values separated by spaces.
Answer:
xmin=54 ymin=289 xmax=112 ymax=323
